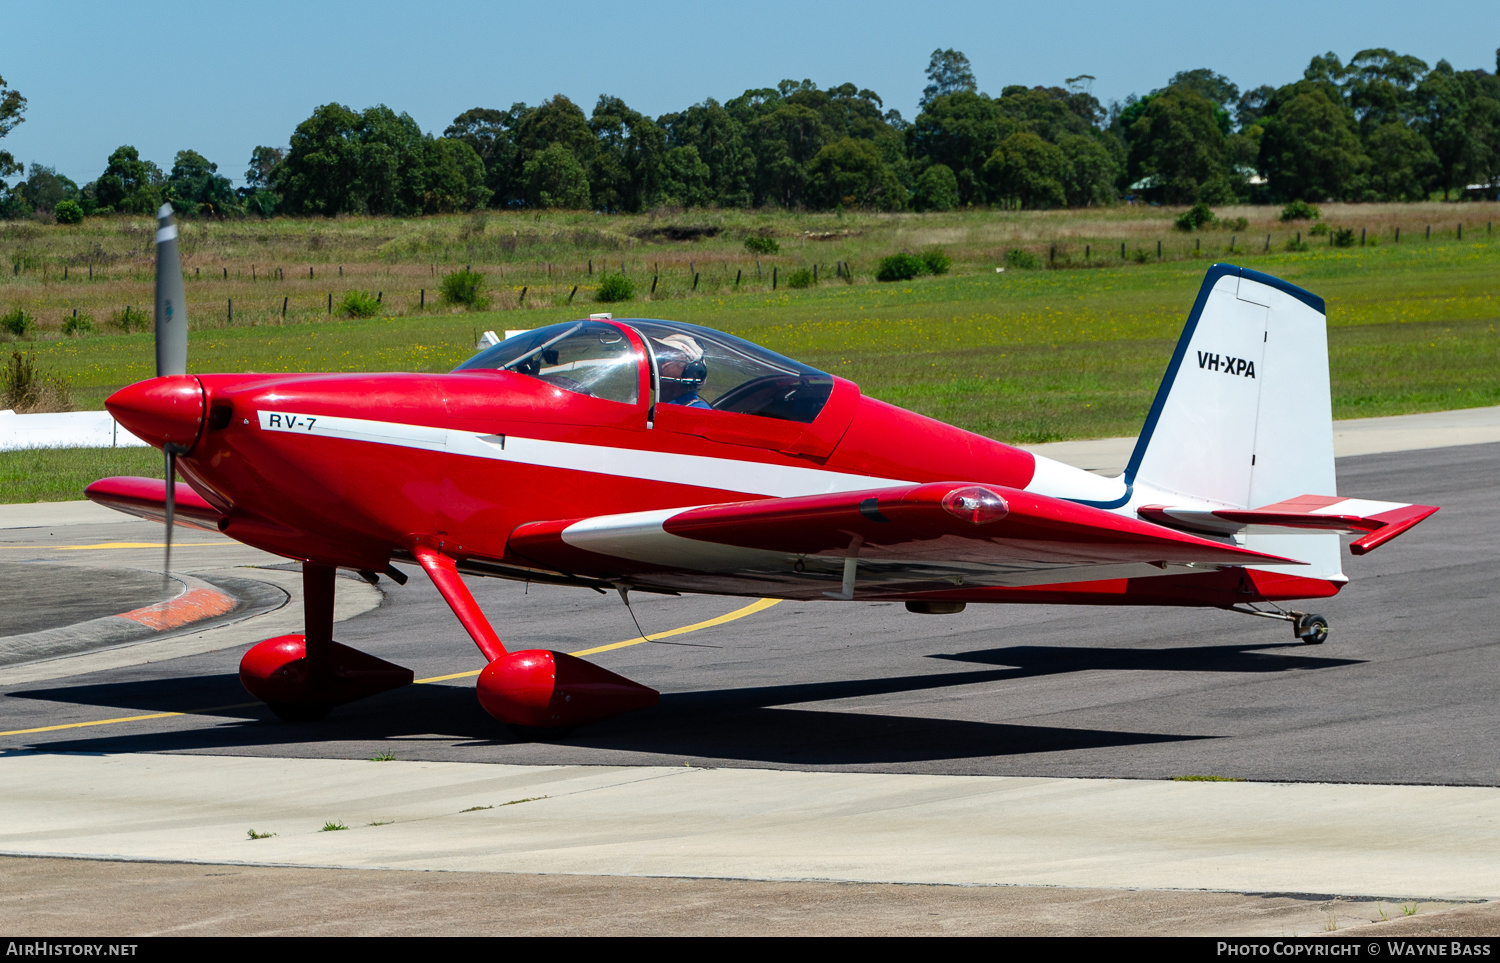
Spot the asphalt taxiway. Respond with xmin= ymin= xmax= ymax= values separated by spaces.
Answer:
xmin=2 ymin=407 xmax=1498 ymax=935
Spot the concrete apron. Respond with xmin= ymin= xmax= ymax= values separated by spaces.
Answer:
xmin=1023 ymin=403 xmax=1500 ymax=476
xmin=1 ymin=752 xmax=1496 ymax=900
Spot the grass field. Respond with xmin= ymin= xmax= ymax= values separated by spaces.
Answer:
xmin=3 ymin=205 xmax=1498 ymax=502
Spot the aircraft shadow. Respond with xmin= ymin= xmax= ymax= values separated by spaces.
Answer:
xmin=6 ymin=666 xmax=1206 ymax=765
xmin=929 ymin=641 xmax=1364 ymax=675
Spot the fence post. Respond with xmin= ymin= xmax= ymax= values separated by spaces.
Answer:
xmin=310 ymin=266 xmax=314 ymax=279
xmin=1230 ymin=235 xmax=1235 ymax=252
xmin=1361 ymin=228 xmax=1366 ymax=246
xmin=568 ymin=285 xmax=577 ymax=303
xmin=1120 ymin=242 xmax=1125 ymax=259
xmin=1157 ymin=240 xmax=1162 ymax=258
xmin=757 ymin=259 xmax=762 ymax=278
xmin=1395 ymin=227 xmax=1400 ymax=242
xmin=813 ymin=264 xmax=818 ymax=282
xmin=519 ymin=286 xmax=527 ymax=304
xmin=282 ymin=296 xmax=288 ymax=319
xmin=772 ymin=267 xmax=778 ymax=290
xmin=1457 ymin=223 xmax=1462 ymax=240
xmin=228 ymin=298 xmax=233 ymax=322
xmin=1085 ymin=245 xmax=1090 ymax=260
xmin=651 ymin=275 xmax=658 ymax=295
xmin=692 ymin=273 xmax=699 ymax=291
xmin=1265 ymin=234 xmax=1270 ymax=251
xmin=328 ymin=293 xmax=333 ymax=315
xmin=588 ymin=260 xmax=593 ymax=275
xmin=1049 ymin=246 xmax=1055 ymax=263
xmin=1426 ymin=225 xmax=1431 ymax=239
xmin=377 ymin=291 xmax=382 ymax=303
xmin=735 ymin=269 xmax=742 ymax=286
xmin=223 ymin=267 xmax=227 ymax=280
xmin=420 ymin=289 xmax=425 ymax=309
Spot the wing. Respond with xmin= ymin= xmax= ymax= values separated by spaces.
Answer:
xmin=84 ymin=476 xmax=225 ymax=532
xmin=1138 ymin=494 xmax=1439 ymax=556
xmin=505 ymin=482 xmax=1299 ymax=600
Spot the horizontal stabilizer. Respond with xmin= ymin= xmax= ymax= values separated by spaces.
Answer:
xmin=84 ymin=476 xmax=224 ymax=532
xmin=1137 ymin=495 xmax=1439 ymax=555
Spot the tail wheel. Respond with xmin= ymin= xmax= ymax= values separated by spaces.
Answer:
xmin=1295 ymin=614 xmax=1329 ymax=645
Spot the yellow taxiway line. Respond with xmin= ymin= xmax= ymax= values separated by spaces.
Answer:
xmin=0 ymin=597 xmax=781 ymax=738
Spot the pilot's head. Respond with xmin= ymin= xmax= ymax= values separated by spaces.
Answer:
xmin=656 ymin=334 xmax=707 ymax=402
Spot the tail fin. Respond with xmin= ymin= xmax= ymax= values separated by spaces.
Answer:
xmin=1128 ymin=265 xmax=1341 ymax=578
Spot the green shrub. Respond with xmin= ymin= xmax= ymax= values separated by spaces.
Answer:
xmin=439 ymin=269 xmax=488 ymax=309
xmin=53 ymin=200 xmax=83 ymax=225
xmin=785 ymin=268 xmax=814 ymax=289
xmin=0 ymin=308 xmax=33 ymax=338
xmin=61 ymin=312 xmax=94 ymax=336
xmin=1284 ymin=238 xmax=1310 ymax=252
xmin=1130 ymin=248 xmax=1152 ymax=264
xmin=110 ymin=306 xmax=150 ymax=332
xmin=1218 ymin=215 xmax=1249 ymax=232
xmin=1279 ymin=200 xmax=1322 ymax=222
xmin=920 ymin=248 xmax=952 ymax=275
xmin=1003 ymin=248 xmax=1041 ymax=270
xmin=2 ymin=349 xmax=73 ymax=412
xmin=876 ymin=253 xmax=925 ymax=282
xmin=1174 ymin=202 xmax=1216 ymax=232
xmin=339 ymin=291 xmax=381 ymax=318
xmin=595 ymin=272 xmax=634 ymax=302
xmin=1308 ymin=222 xmax=1329 ymax=236
xmin=1332 ymin=227 xmax=1356 ymax=247
xmin=744 ymin=235 xmax=780 ymax=255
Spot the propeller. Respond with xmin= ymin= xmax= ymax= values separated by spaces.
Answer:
xmin=154 ymin=203 xmax=188 ymax=581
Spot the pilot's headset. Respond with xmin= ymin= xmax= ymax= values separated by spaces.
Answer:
xmin=657 ymin=334 xmax=708 ymax=389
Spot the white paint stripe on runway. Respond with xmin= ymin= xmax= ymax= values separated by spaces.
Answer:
xmin=0 ymin=752 xmax=1496 ymax=899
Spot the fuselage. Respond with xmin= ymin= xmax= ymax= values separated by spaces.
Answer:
xmin=106 ymin=319 xmax=1340 ymax=607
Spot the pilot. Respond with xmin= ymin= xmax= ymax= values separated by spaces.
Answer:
xmin=655 ymin=334 xmax=712 ymax=408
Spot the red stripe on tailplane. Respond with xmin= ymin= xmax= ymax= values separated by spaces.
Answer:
xmin=1138 ymin=496 xmax=1439 ymax=554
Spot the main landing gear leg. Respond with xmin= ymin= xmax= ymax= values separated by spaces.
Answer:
xmin=239 ymin=562 xmax=414 ymax=721
xmin=412 ymin=547 xmax=658 ymax=733
xmin=1228 ymin=603 xmax=1330 ymax=645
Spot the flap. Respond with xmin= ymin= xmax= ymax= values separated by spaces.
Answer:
xmin=1138 ymin=494 xmax=1439 ymax=555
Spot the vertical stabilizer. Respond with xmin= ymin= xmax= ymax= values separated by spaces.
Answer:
xmin=1128 ymin=265 xmax=1341 ymax=578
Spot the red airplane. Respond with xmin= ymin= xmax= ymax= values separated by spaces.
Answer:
xmin=85 ymin=207 xmax=1439 ymax=731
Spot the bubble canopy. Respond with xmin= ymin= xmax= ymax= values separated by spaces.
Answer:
xmin=453 ymin=319 xmax=834 ymax=424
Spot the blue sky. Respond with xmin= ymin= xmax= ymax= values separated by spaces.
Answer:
xmin=4 ymin=0 xmax=1499 ymax=187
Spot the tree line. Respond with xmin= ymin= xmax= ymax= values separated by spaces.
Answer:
xmin=3 ymin=46 xmax=1499 ymax=222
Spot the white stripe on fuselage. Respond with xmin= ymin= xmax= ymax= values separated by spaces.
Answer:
xmin=258 ymin=410 xmax=914 ymax=498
